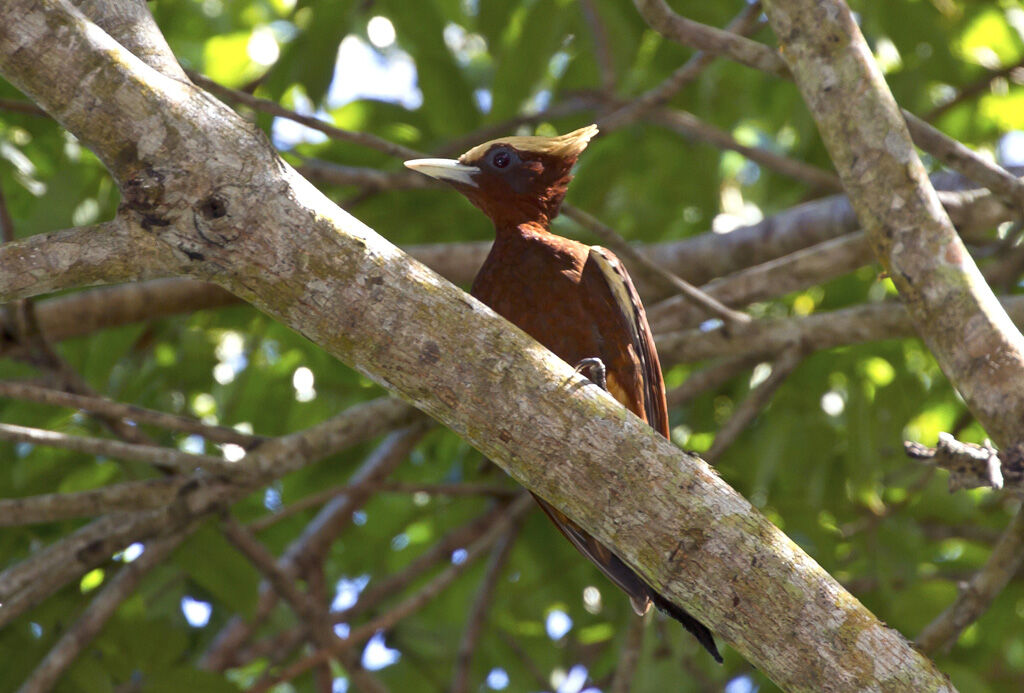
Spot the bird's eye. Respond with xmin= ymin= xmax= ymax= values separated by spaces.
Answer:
xmin=492 ymin=150 xmax=512 ymax=169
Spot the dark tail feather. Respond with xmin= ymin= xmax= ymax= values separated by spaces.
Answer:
xmin=650 ymin=591 xmax=723 ymax=663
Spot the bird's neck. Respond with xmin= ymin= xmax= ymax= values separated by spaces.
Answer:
xmin=493 ymin=220 xmax=553 ymax=243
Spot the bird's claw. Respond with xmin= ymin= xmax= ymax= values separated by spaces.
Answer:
xmin=574 ymin=357 xmax=608 ymax=391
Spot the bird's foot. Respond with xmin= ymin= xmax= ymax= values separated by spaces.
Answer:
xmin=574 ymin=357 xmax=608 ymax=391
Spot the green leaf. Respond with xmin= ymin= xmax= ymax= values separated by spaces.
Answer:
xmin=173 ymin=523 xmax=260 ymax=618
xmin=263 ymin=0 xmax=358 ymax=103
xmin=378 ymin=0 xmax=477 ymax=133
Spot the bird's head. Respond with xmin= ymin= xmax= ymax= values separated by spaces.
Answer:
xmin=405 ymin=125 xmax=598 ymax=228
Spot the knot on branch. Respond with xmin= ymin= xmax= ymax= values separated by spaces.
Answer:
xmin=905 ymin=432 xmax=1024 ymax=496
xmin=122 ymin=167 xmax=174 ymax=231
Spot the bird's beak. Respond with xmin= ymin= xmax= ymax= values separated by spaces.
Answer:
xmin=404 ymin=158 xmax=481 ymax=188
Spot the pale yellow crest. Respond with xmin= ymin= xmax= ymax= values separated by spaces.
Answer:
xmin=459 ymin=124 xmax=599 ymax=164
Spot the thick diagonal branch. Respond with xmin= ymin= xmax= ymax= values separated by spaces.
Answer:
xmin=762 ymin=0 xmax=1024 ymax=449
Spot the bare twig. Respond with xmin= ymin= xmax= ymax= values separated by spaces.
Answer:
xmin=0 ymin=422 xmax=241 ymax=476
xmin=633 ymin=0 xmax=788 ymax=77
xmin=202 ymin=423 xmax=429 ymax=670
xmin=647 ymin=107 xmax=842 ymax=191
xmin=16 ymin=528 xmax=195 ymax=693
xmin=331 ymin=501 xmax=522 ymax=626
xmin=576 ymin=89 xmax=842 ymax=191
xmin=221 ymin=517 xmax=336 ymax=646
xmin=916 ymin=505 xmax=1024 ymax=652
xmin=0 ymin=98 xmax=47 ymax=116
xmin=343 ymin=494 xmax=531 ymax=646
xmin=925 ymin=57 xmax=1024 ymax=121
xmin=233 ymin=501 xmax=521 ymax=673
xmin=0 ymin=507 xmax=193 ymax=628
xmin=704 ymin=346 xmax=804 ymax=463
xmin=0 ymin=279 xmax=238 ymax=353
xmin=905 ymin=433 xmax=1022 ymax=495
xmin=609 ymin=612 xmax=648 ymax=693
xmin=187 ymin=71 xmax=425 ymax=161
xmin=0 ymin=380 xmax=260 ymax=447
xmin=0 ymin=477 xmax=192 ymax=526
xmin=648 ymin=232 xmax=873 ymax=334
xmin=450 ymin=523 xmax=522 ymax=693
xmin=903 ymin=112 xmax=1024 ymax=210
xmin=298 ymin=160 xmax=428 ymax=190
xmin=657 ymin=294 xmax=1024 ymax=366
xmin=599 ymin=2 xmax=765 ymax=131
xmin=635 ymin=0 xmax=1024 ymax=212
xmin=580 ymin=0 xmax=616 ymax=92
xmin=2 ymin=399 xmax=415 ymax=633
xmin=252 ymin=495 xmax=533 ymax=692
xmin=666 ymin=355 xmax=763 ymax=408
xmin=563 ymin=204 xmax=750 ymax=325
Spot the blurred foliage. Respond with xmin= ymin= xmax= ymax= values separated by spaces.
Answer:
xmin=2 ymin=0 xmax=1024 ymax=691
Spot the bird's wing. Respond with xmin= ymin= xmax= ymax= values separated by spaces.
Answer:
xmin=586 ymin=246 xmax=670 ymax=437
xmin=531 ymin=493 xmax=653 ymax=615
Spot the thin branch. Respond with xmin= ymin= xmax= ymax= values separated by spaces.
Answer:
xmin=903 ymin=112 xmax=1024 ymax=210
xmin=16 ymin=528 xmax=194 ymax=693
xmin=646 ymin=107 xmax=842 ymax=191
xmin=0 ymin=477 xmax=192 ymax=526
xmin=230 ymin=502 xmax=520 ymax=673
xmin=0 ymin=217 xmax=181 ymax=304
xmin=659 ymin=287 xmax=1024 ymax=368
xmin=905 ymin=434 xmax=1022 ymax=495
xmin=343 ymin=494 xmax=531 ymax=646
xmin=635 ymin=0 xmax=1024 ymax=211
xmin=0 ymin=422 xmax=242 ymax=476
xmin=579 ymin=89 xmax=843 ymax=191
xmin=563 ymin=204 xmax=750 ymax=325
xmin=0 ymin=380 xmax=260 ymax=447
xmin=599 ymin=2 xmax=765 ymax=131
xmin=228 ymin=520 xmax=392 ymax=693
xmin=252 ymin=494 xmax=534 ymax=693
xmin=450 ymin=523 xmax=522 ymax=693
xmin=633 ymin=0 xmax=789 ymax=78
xmin=580 ymin=0 xmax=616 ymax=92
xmin=221 ymin=517 xmax=336 ymax=647
xmin=703 ymin=346 xmax=804 ymax=463
xmin=665 ymin=355 xmax=763 ymax=408
xmin=925 ymin=57 xmax=1024 ymax=121
xmin=609 ymin=612 xmax=647 ymax=693
xmin=201 ymin=423 xmax=429 ymax=670
xmin=657 ymin=299 xmax=905 ymax=365
xmin=250 ymin=479 xmax=518 ymax=533
xmin=330 ymin=501 xmax=522 ymax=627
xmin=2 ymin=399 xmax=415 ymax=632
xmin=187 ymin=71 xmax=425 ymax=161
xmin=648 ymin=232 xmax=873 ymax=334
xmin=0 ymin=98 xmax=47 ymax=116
xmin=916 ymin=504 xmax=1024 ymax=653
xmin=0 ymin=507 xmax=187 ymax=628
xmin=298 ymin=160 xmax=428 ymax=191
xmin=0 ymin=279 xmax=238 ymax=352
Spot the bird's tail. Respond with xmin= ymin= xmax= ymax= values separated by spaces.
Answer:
xmin=649 ymin=591 xmax=723 ymax=663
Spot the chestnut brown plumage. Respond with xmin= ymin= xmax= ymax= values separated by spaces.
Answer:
xmin=406 ymin=125 xmax=721 ymax=662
